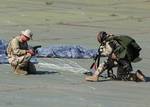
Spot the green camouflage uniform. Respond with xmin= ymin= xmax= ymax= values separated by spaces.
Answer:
xmin=7 ymin=36 xmax=36 ymax=75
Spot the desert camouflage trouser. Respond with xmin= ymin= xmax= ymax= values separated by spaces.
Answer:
xmin=10 ymin=54 xmax=36 ymax=75
xmin=96 ymin=58 xmax=138 ymax=81
xmin=116 ymin=59 xmax=133 ymax=80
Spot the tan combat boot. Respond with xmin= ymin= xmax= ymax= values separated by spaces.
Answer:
xmin=85 ymin=75 xmax=99 ymax=82
xmin=135 ymin=70 xmax=146 ymax=82
xmin=15 ymin=66 xmax=28 ymax=75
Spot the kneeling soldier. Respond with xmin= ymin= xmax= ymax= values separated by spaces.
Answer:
xmin=7 ymin=29 xmax=36 ymax=75
xmin=85 ymin=31 xmax=146 ymax=82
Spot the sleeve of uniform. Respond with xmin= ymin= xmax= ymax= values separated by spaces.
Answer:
xmin=101 ymin=42 xmax=113 ymax=56
xmin=11 ymin=39 xmax=27 ymax=56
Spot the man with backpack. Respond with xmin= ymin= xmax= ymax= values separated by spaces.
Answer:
xmin=85 ymin=31 xmax=146 ymax=82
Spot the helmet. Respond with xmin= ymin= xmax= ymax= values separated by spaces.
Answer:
xmin=97 ymin=31 xmax=107 ymax=43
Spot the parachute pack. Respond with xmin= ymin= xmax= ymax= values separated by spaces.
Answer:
xmin=109 ymin=35 xmax=142 ymax=62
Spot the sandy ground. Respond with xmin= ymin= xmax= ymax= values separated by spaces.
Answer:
xmin=0 ymin=0 xmax=150 ymax=107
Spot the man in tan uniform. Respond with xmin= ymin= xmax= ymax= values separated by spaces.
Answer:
xmin=7 ymin=29 xmax=36 ymax=75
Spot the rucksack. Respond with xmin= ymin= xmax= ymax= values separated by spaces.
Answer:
xmin=108 ymin=35 xmax=142 ymax=62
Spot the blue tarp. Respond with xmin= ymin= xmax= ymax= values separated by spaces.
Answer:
xmin=0 ymin=40 xmax=38 ymax=64
xmin=37 ymin=45 xmax=97 ymax=58
xmin=0 ymin=39 xmax=98 ymax=64
xmin=0 ymin=40 xmax=8 ymax=64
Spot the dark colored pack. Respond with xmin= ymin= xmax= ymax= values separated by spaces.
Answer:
xmin=109 ymin=35 xmax=141 ymax=62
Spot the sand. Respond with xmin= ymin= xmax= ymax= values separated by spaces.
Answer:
xmin=0 ymin=0 xmax=150 ymax=107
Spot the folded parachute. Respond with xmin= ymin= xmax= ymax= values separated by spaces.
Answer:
xmin=37 ymin=45 xmax=97 ymax=58
xmin=0 ymin=39 xmax=98 ymax=64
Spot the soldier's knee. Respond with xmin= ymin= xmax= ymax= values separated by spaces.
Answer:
xmin=24 ymin=54 xmax=32 ymax=61
xmin=97 ymin=63 xmax=105 ymax=72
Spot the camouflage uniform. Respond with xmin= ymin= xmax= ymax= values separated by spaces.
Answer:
xmin=7 ymin=36 xmax=36 ymax=75
xmin=85 ymin=35 xmax=145 ymax=82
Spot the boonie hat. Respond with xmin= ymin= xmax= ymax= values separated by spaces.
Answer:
xmin=21 ymin=29 xmax=33 ymax=39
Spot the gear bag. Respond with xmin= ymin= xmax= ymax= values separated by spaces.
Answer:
xmin=108 ymin=35 xmax=142 ymax=62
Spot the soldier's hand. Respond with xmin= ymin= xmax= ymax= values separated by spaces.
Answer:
xmin=27 ymin=49 xmax=35 ymax=56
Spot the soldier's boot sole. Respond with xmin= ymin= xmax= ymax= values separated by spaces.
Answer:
xmin=85 ymin=75 xmax=98 ymax=82
xmin=136 ymin=70 xmax=146 ymax=82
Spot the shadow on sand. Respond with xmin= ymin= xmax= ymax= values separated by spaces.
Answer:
xmin=98 ymin=77 xmax=150 ymax=82
xmin=145 ymin=77 xmax=150 ymax=82
xmin=28 ymin=71 xmax=60 ymax=75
